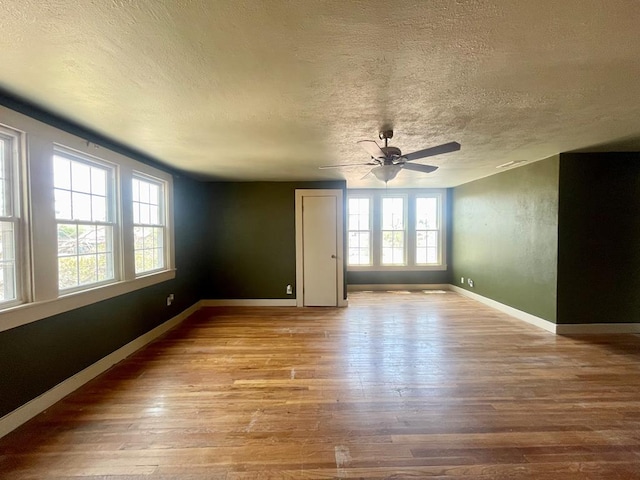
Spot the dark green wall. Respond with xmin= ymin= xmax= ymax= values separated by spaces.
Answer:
xmin=0 ymin=94 xmax=209 ymax=418
xmin=557 ymin=152 xmax=640 ymax=324
xmin=0 ymin=175 xmax=209 ymax=417
xmin=347 ymin=269 xmax=450 ymax=285
xmin=451 ymin=156 xmax=559 ymax=322
xmin=205 ymin=181 xmax=346 ymax=299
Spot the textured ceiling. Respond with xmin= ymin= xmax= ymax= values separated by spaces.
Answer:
xmin=1 ymin=1 xmax=640 ymax=188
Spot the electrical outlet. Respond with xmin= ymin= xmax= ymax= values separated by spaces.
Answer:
xmin=460 ymin=277 xmax=464 ymax=284
xmin=286 ymin=284 xmax=293 ymax=295
xmin=468 ymin=278 xmax=474 ymax=288
xmin=166 ymin=296 xmax=172 ymax=306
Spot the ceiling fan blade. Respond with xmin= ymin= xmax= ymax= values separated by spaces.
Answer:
xmin=403 ymin=141 xmax=461 ymax=162
xmin=357 ymin=140 xmax=386 ymax=160
xmin=401 ymin=163 xmax=439 ymax=174
xmin=319 ymin=162 xmax=377 ymax=169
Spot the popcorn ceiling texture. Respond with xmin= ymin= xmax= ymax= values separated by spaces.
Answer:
xmin=1 ymin=0 xmax=639 ymax=187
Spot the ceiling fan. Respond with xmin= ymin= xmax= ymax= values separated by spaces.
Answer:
xmin=320 ymin=130 xmax=461 ymax=183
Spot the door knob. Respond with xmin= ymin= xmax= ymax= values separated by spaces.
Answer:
xmin=331 ymin=254 xmax=337 ymax=259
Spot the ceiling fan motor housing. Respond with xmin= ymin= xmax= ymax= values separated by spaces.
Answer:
xmin=382 ymin=146 xmax=402 ymax=162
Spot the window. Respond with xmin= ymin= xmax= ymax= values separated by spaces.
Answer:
xmin=416 ymin=196 xmax=439 ymax=265
xmin=0 ymin=104 xmax=175 ymax=331
xmin=133 ymin=175 xmax=165 ymax=275
xmin=381 ymin=196 xmax=406 ymax=265
xmin=348 ymin=197 xmax=371 ymax=265
xmin=347 ymin=189 xmax=446 ymax=271
xmin=0 ymin=126 xmax=23 ymax=306
xmin=54 ymin=150 xmax=116 ymax=291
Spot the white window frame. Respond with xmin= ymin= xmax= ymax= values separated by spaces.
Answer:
xmin=0 ymin=123 xmax=27 ymax=308
xmin=0 ymin=105 xmax=175 ymax=333
xmin=347 ymin=196 xmax=372 ymax=266
xmin=415 ymin=194 xmax=443 ymax=266
xmin=53 ymin=147 xmax=119 ymax=293
xmin=380 ymin=194 xmax=407 ymax=266
xmin=347 ymin=189 xmax=447 ymax=272
xmin=132 ymin=172 xmax=167 ymax=276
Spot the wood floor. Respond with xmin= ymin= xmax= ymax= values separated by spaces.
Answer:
xmin=1 ymin=291 xmax=640 ymax=479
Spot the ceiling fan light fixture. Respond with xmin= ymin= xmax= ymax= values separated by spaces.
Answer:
xmin=372 ymin=164 xmax=402 ymax=182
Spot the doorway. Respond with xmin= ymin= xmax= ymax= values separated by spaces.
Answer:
xmin=295 ymin=189 xmax=347 ymax=307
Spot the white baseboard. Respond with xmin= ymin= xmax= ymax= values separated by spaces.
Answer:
xmin=201 ymin=299 xmax=297 ymax=307
xmin=448 ymin=285 xmax=640 ymax=335
xmin=555 ymin=323 xmax=640 ymax=334
xmin=0 ymin=301 xmax=201 ymax=439
xmin=448 ymin=285 xmax=557 ymax=333
xmin=347 ymin=284 xmax=450 ymax=292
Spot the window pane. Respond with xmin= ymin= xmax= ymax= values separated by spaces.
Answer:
xmin=57 ymin=224 xmax=78 ymax=255
xmin=77 ymin=224 xmax=97 ymax=254
xmin=382 ymin=197 xmax=404 ymax=230
xmin=417 ymin=197 xmax=438 ymax=229
xmin=53 ymin=156 xmax=71 ymax=191
xmin=382 ymin=229 xmax=404 ymax=265
xmin=0 ymin=183 xmax=5 ymax=218
xmin=91 ymin=168 xmax=106 ymax=196
xmin=149 ymin=183 xmax=159 ymax=205
xmin=96 ymin=226 xmax=108 ymax=253
xmin=133 ymin=202 xmax=140 ymax=224
xmin=72 ymin=192 xmax=92 ymax=221
xmin=58 ymin=256 xmax=78 ymax=289
xmin=348 ymin=231 xmax=370 ymax=265
xmin=140 ymin=203 xmax=150 ymax=224
xmin=79 ymin=254 xmax=98 ymax=285
xmin=382 ymin=230 xmax=393 ymax=248
xmin=134 ymin=226 xmax=144 ymax=250
xmin=0 ymin=221 xmax=16 ymax=302
xmin=143 ymin=226 xmax=154 ymax=249
xmin=139 ymin=181 xmax=150 ymax=203
xmin=132 ymin=178 xmax=140 ymax=202
xmin=92 ymin=196 xmax=107 ymax=222
xmin=54 ymin=189 xmax=72 ymax=219
xmin=427 ymin=230 xmax=437 ymax=247
xmin=348 ymin=214 xmax=359 ymax=231
xmin=71 ymin=161 xmax=91 ymax=193
xmin=0 ymin=137 xmax=15 ymax=218
xmin=150 ymin=205 xmax=159 ymax=225
xmin=417 ymin=231 xmax=439 ymax=265
xmin=97 ymin=253 xmax=112 ymax=281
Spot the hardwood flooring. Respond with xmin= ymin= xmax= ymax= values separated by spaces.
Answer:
xmin=1 ymin=291 xmax=640 ymax=479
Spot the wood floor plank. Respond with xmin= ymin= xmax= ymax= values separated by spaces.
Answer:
xmin=1 ymin=291 xmax=640 ymax=478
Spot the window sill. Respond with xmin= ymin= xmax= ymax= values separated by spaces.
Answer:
xmin=348 ymin=265 xmax=448 ymax=272
xmin=0 ymin=269 xmax=176 ymax=333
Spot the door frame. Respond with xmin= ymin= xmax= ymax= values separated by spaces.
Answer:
xmin=295 ymin=189 xmax=347 ymax=307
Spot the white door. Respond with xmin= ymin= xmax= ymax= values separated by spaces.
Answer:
xmin=295 ymin=189 xmax=346 ymax=308
xmin=302 ymin=195 xmax=337 ymax=306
